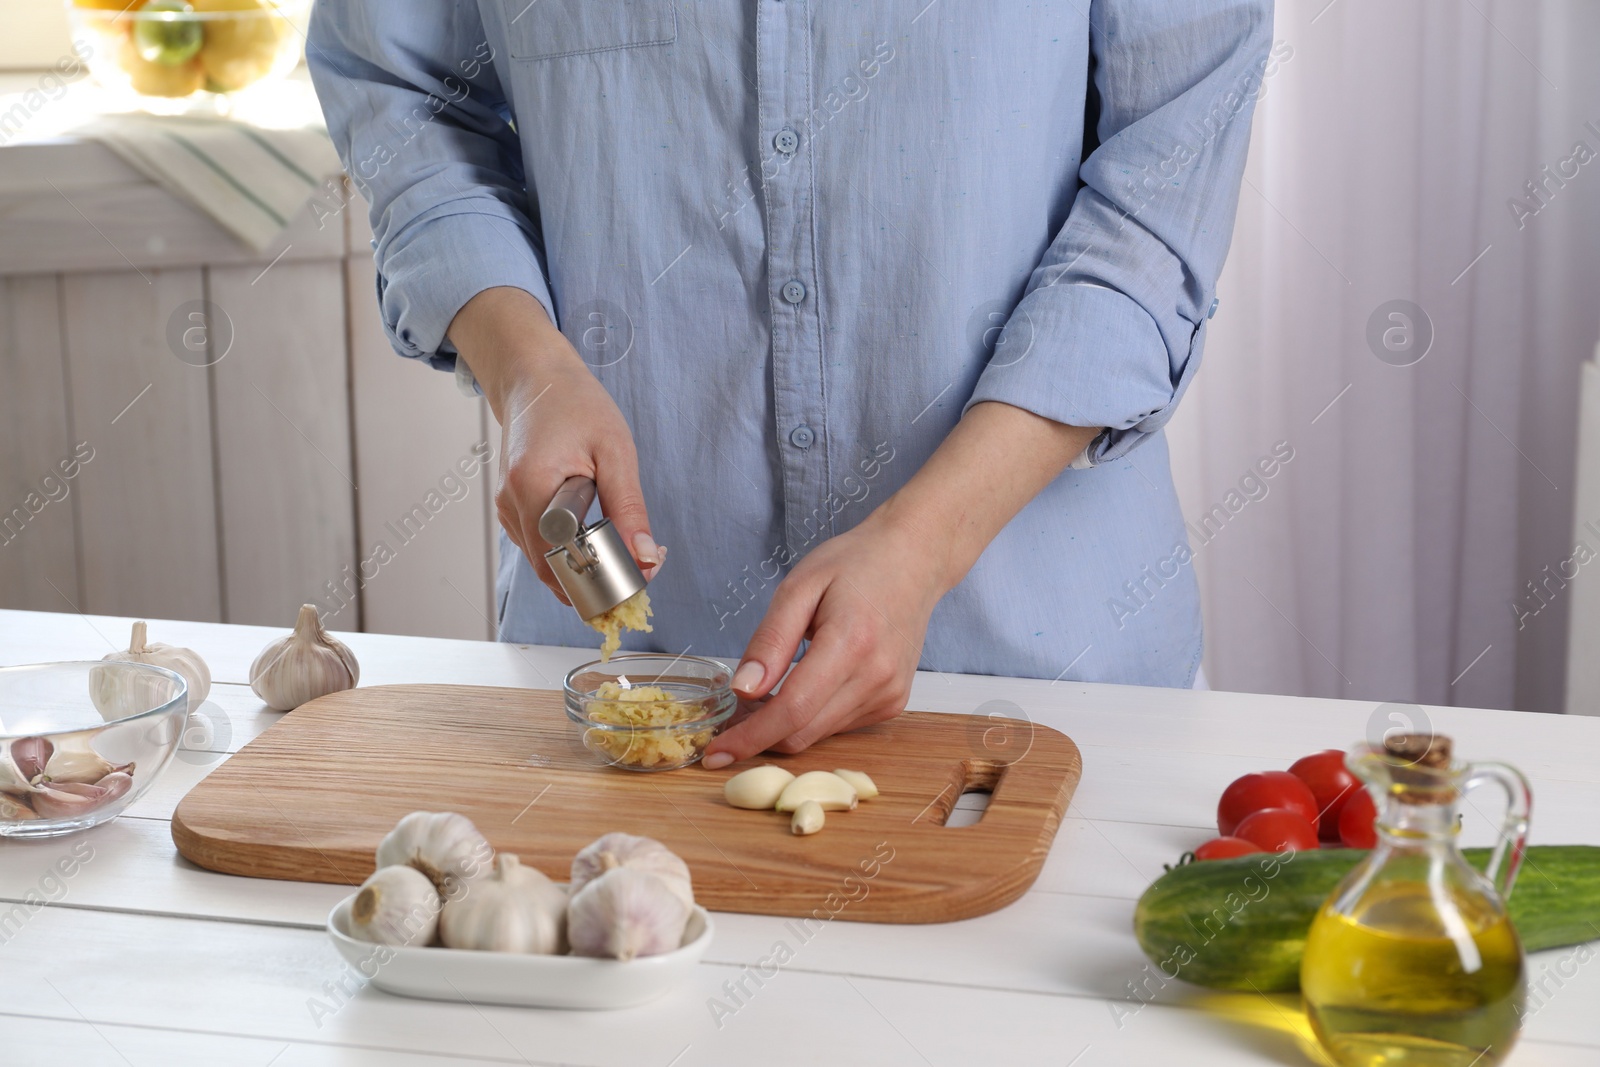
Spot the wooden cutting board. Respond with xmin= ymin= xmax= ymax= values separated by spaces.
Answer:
xmin=172 ymin=684 xmax=1082 ymax=923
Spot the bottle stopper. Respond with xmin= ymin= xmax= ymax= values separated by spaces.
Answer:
xmin=1382 ymin=732 xmax=1455 ymax=802
xmin=539 ymin=476 xmax=645 ymax=622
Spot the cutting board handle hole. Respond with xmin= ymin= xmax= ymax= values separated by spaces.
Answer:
xmin=919 ymin=758 xmax=1004 ymax=827
xmin=948 ymin=789 xmax=992 ymax=828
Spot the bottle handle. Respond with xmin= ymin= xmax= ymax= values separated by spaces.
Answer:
xmin=1461 ymin=761 xmax=1532 ymax=900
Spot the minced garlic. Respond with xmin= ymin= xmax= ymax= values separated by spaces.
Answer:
xmin=586 ymin=588 xmax=653 ymax=662
xmin=583 ymin=680 xmax=711 ymax=768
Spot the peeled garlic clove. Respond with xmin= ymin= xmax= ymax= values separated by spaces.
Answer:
xmin=791 ymin=799 xmax=825 ymax=836
xmin=723 ymin=765 xmax=796 ymax=809
xmin=350 ymin=865 xmax=441 ymax=946
xmin=832 ymin=769 xmax=880 ymax=800
xmin=570 ymin=832 xmax=694 ymax=912
xmin=249 ymin=604 xmax=360 ymax=712
xmin=775 ymin=770 xmax=858 ymax=813
xmin=439 ymin=854 xmax=567 ymax=954
xmin=98 ymin=621 xmax=211 ymax=715
xmin=376 ymin=811 xmax=494 ymax=897
xmin=567 ymin=867 xmax=691 ymax=961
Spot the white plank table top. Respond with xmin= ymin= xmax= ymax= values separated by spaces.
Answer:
xmin=2 ymin=608 xmax=1598 ymax=1066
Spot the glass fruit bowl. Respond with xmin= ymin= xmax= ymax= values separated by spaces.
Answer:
xmin=563 ymin=654 xmax=736 ymax=772
xmin=65 ymin=0 xmax=310 ymax=104
xmin=0 ymin=661 xmax=189 ymax=837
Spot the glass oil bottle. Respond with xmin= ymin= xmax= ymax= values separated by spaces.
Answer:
xmin=1301 ymin=733 xmax=1531 ymax=1067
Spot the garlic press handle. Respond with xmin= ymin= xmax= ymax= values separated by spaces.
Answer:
xmin=539 ymin=475 xmax=597 ymax=547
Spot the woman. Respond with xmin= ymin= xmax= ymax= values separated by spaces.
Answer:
xmin=308 ymin=1 xmax=1271 ymax=767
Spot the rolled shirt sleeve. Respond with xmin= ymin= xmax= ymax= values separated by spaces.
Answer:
xmin=963 ymin=0 xmax=1275 ymax=464
xmin=307 ymin=3 xmax=555 ymax=372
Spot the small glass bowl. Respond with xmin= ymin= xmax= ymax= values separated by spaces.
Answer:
xmin=563 ymin=654 xmax=736 ymax=772
xmin=0 ymin=661 xmax=188 ymax=837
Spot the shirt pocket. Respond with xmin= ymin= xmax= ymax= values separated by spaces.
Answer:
xmin=502 ymin=0 xmax=676 ymax=61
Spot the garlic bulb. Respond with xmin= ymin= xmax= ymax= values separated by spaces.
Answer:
xmin=40 ymin=734 xmax=131 ymax=786
xmin=376 ymin=811 xmax=494 ymax=896
xmin=567 ymin=867 xmax=691 ymax=961
xmin=439 ymin=854 xmax=568 ymax=954
xmin=249 ymin=604 xmax=359 ymax=711
xmin=570 ymin=832 xmax=694 ymax=912
xmin=349 ymin=865 xmax=441 ymax=946
xmin=99 ymin=621 xmax=211 ymax=715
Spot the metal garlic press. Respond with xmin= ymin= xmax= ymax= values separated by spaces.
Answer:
xmin=539 ymin=475 xmax=646 ymax=622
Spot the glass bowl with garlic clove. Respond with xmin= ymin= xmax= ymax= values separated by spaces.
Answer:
xmin=563 ymin=655 xmax=738 ymax=772
xmin=0 ymin=661 xmax=189 ymax=837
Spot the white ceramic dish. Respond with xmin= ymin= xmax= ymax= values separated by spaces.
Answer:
xmin=326 ymin=892 xmax=714 ymax=1009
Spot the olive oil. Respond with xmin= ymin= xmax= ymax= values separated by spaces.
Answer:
xmin=1302 ymin=881 xmax=1525 ymax=1067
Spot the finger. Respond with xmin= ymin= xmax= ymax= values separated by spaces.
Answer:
xmin=773 ymin=696 xmax=902 ymax=753
xmin=531 ymin=554 xmax=571 ymax=606
xmin=768 ymin=622 xmax=913 ymax=752
xmin=703 ymin=631 xmax=855 ymax=766
xmin=501 ymin=486 xmax=569 ymax=606
xmin=518 ymin=509 xmax=572 ymax=606
xmin=594 ymin=440 xmax=660 ymax=570
xmin=495 ymin=501 xmax=548 ymax=594
xmin=728 ymin=573 xmax=824 ymax=701
xmin=501 ymin=459 xmax=578 ymax=604
xmin=767 ymin=677 xmax=879 ymax=755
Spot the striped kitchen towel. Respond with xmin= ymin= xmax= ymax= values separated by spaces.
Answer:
xmin=77 ymin=112 xmax=343 ymax=250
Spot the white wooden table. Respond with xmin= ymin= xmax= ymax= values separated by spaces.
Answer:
xmin=2 ymin=608 xmax=1598 ymax=1066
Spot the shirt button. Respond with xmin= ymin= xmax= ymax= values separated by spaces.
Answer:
xmin=1208 ymin=297 xmax=1219 ymax=320
xmin=789 ymin=424 xmax=815 ymax=449
xmin=781 ymin=280 xmax=807 ymax=304
xmin=773 ymin=127 xmax=799 ymax=155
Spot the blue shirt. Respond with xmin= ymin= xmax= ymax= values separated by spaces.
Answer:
xmin=308 ymin=0 xmax=1272 ymax=687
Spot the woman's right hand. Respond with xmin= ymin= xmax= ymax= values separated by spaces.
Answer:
xmin=448 ymin=287 xmax=661 ymax=604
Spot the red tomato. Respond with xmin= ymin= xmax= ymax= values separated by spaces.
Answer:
xmin=1193 ymin=836 xmax=1265 ymax=861
xmin=1339 ymin=788 xmax=1380 ymax=848
xmin=1233 ymin=808 xmax=1319 ymax=853
xmin=1289 ymin=749 xmax=1362 ymax=842
xmin=1217 ymin=771 xmax=1319 ymax=836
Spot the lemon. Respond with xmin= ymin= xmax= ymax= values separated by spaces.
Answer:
xmin=194 ymin=0 xmax=285 ymax=92
xmin=117 ymin=34 xmax=203 ymax=96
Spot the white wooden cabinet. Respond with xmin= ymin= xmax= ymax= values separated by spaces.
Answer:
xmin=0 ymin=138 xmax=498 ymax=640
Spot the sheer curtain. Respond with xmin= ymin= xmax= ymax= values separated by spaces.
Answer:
xmin=1165 ymin=0 xmax=1600 ymax=713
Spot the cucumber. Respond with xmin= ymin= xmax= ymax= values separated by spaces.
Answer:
xmin=1132 ymin=844 xmax=1600 ymax=993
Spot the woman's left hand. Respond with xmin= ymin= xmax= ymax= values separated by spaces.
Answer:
xmin=700 ymin=509 xmax=944 ymax=768
xmin=698 ymin=401 xmax=1100 ymax=768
